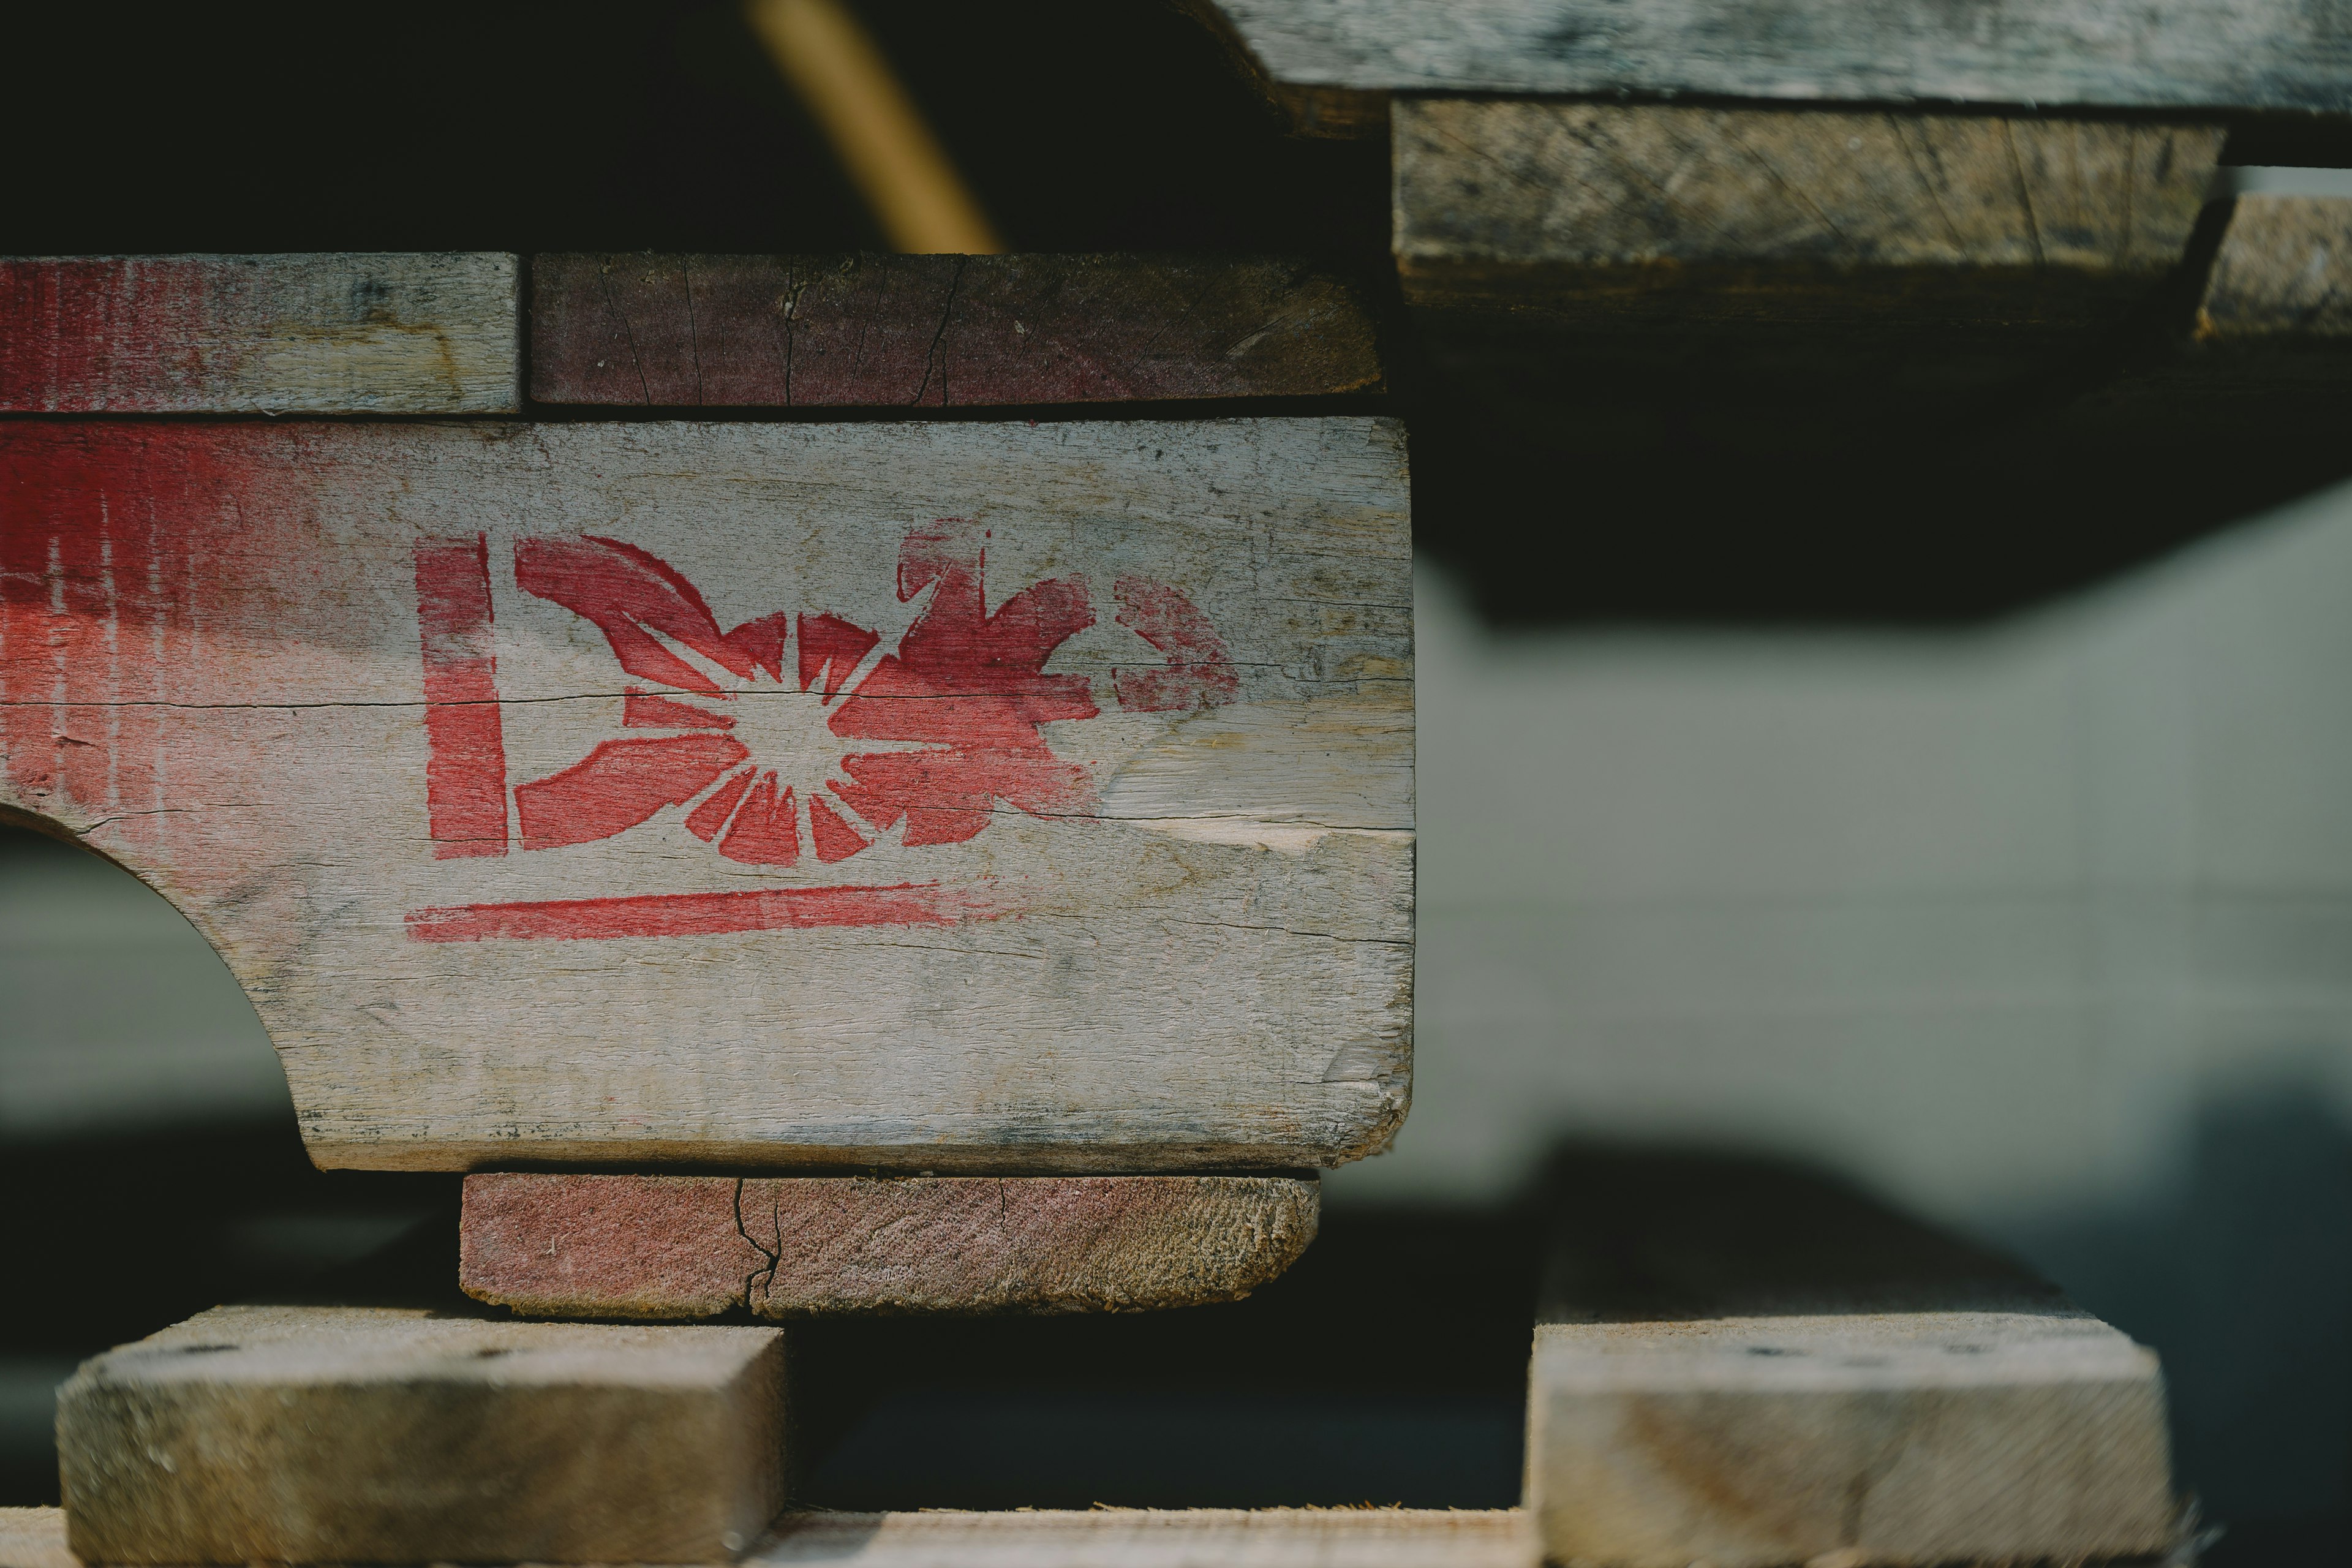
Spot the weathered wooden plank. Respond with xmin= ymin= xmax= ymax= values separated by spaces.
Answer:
xmin=462 ymin=1172 xmax=1319 ymax=1316
xmin=0 ymin=254 xmax=519 ymax=413
xmin=1207 ymin=0 xmax=2352 ymax=134
xmin=55 ymin=1306 xmax=788 ymax=1565
xmin=2197 ymin=192 xmax=2352 ymax=341
xmin=0 ymin=1512 xmax=73 ymax=1568
xmin=753 ymin=1509 xmax=1536 ymax=1566
xmin=1526 ymin=1156 xmax=2177 ymax=1568
xmin=1394 ymin=100 xmax=2225 ymax=321
xmin=531 ymin=254 xmax=1382 ymax=407
xmin=0 ymin=418 xmax=1413 ymax=1174
xmin=0 ymin=1505 xmax=1538 ymax=1568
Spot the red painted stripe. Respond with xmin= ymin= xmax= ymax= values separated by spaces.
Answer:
xmin=404 ymin=881 xmax=1014 ymax=942
xmin=414 ymin=535 xmax=510 ymax=858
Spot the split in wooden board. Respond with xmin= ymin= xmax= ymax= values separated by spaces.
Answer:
xmin=1202 ymin=0 xmax=2352 ymax=135
xmin=0 ymin=254 xmax=519 ymax=414
xmin=532 ymin=253 xmax=1384 ymax=407
xmin=462 ymin=1172 xmax=1319 ymax=1316
xmin=53 ymin=1306 xmax=788 ymax=1566
xmin=1 ymin=1505 xmax=1536 ymax=1568
xmin=1526 ymin=1153 xmax=2179 ymax=1568
xmin=0 ymin=418 xmax=1413 ymax=1175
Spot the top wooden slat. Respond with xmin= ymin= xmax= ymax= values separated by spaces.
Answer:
xmin=1206 ymin=0 xmax=2352 ymax=130
xmin=531 ymin=254 xmax=1382 ymax=408
xmin=0 ymin=255 xmax=519 ymax=414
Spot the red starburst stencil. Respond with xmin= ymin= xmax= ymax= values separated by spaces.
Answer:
xmin=406 ymin=521 xmax=1235 ymax=941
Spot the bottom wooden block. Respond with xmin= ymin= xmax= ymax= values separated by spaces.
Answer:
xmin=1526 ymin=1154 xmax=2179 ymax=1568
xmin=55 ymin=1305 xmax=788 ymax=1565
xmin=460 ymin=1172 xmax=1319 ymax=1317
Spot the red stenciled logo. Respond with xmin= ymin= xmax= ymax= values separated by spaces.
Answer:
xmin=407 ymin=523 xmax=1235 ymax=940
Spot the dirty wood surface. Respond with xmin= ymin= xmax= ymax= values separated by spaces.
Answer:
xmin=0 ymin=418 xmax=1413 ymax=1174
xmin=1526 ymin=1155 xmax=2177 ymax=1568
xmin=461 ymin=1172 xmax=1319 ymax=1316
xmin=2197 ymin=193 xmax=2352 ymax=342
xmin=1393 ymin=100 xmax=2225 ymax=322
xmin=0 ymin=254 xmax=519 ymax=413
xmin=0 ymin=1506 xmax=1537 ymax=1568
xmin=532 ymin=254 xmax=1382 ymax=407
xmin=1205 ymin=0 xmax=2352 ymax=132
xmin=55 ymin=1305 xmax=788 ymax=1566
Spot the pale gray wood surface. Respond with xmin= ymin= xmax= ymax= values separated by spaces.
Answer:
xmin=0 ymin=1506 xmax=1537 ymax=1568
xmin=752 ymin=1509 xmax=1536 ymax=1566
xmin=1207 ymin=0 xmax=2352 ymax=130
xmin=55 ymin=1306 xmax=788 ymax=1565
xmin=0 ymin=254 xmax=518 ymax=413
xmin=461 ymin=1173 xmax=1320 ymax=1316
xmin=1395 ymin=99 xmax=2225 ymax=321
xmin=1526 ymin=1156 xmax=2177 ymax=1567
xmin=0 ymin=418 xmax=1412 ymax=1174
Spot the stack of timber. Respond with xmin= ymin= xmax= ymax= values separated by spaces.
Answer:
xmin=1201 ymin=0 xmax=2352 ymax=576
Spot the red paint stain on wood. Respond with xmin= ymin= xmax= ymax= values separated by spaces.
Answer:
xmin=1112 ymin=576 xmax=1240 ymax=712
xmin=404 ymin=881 xmax=1012 ymax=941
xmin=415 ymin=535 xmax=511 ymax=858
xmin=716 ymin=772 xmax=799 ymax=866
xmin=515 ymin=734 xmax=749 ymax=851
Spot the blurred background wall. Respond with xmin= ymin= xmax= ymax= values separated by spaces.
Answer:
xmin=6 ymin=0 xmax=2349 ymax=1556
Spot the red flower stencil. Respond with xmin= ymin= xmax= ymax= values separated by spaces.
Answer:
xmin=496 ymin=524 xmax=1193 ymax=867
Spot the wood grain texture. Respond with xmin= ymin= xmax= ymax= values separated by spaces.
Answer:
xmin=752 ymin=1509 xmax=1536 ymax=1566
xmin=0 ymin=418 xmax=1413 ymax=1174
xmin=0 ymin=254 xmax=519 ymax=413
xmin=532 ymin=254 xmax=1382 ymax=407
xmin=55 ymin=1306 xmax=788 ymax=1566
xmin=1395 ymin=99 xmax=2225 ymax=322
xmin=2197 ymin=193 xmax=2352 ymax=341
xmin=461 ymin=1172 xmax=1320 ymax=1316
xmin=1526 ymin=1156 xmax=2176 ymax=1568
xmin=0 ymin=1506 xmax=1537 ymax=1568
xmin=0 ymin=1513 xmax=72 ymax=1568
xmin=1208 ymin=0 xmax=2352 ymax=119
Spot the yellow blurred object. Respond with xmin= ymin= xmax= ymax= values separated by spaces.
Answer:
xmin=747 ymin=0 xmax=1005 ymax=254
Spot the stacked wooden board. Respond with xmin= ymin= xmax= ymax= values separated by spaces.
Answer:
xmin=1202 ymin=0 xmax=2352 ymax=585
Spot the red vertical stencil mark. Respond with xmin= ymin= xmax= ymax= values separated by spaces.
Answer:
xmin=415 ymin=535 xmax=511 ymax=858
xmin=718 ymin=773 xmax=799 ymax=865
xmin=1111 ymin=576 xmax=1239 ymax=712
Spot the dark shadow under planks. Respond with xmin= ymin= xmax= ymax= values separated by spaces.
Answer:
xmin=532 ymin=254 xmax=1384 ymax=408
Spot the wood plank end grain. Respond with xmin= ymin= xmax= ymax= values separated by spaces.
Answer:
xmin=0 ymin=254 xmax=519 ymax=413
xmin=1526 ymin=1153 xmax=2179 ymax=1568
xmin=530 ymin=254 xmax=1382 ymax=407
xmin=460 ymin=1172 xmax=1321 ymax=1316
xmin=55 ymin=1306 xmax=788 ymax=1565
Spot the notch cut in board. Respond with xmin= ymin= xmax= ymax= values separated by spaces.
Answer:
xmin=55 ymin=1306 xmax=787 ymax=1566
xmin=1202 ymin=0 xmax=2352 ymax=134
xmin=532 ymin=254 xmax=1384 ymax=407
xmin=1392 ymin=100 xmax=2227 ymax=323
xmin=0 ymin=417 xmax=1413 ymax=1173
xmin=0 ymin=254 xmax=519 ymax=413
xmin=460 ymin=1172 xmax=1319 ymax=1316
xmin=1526 ymin=1152 xmax=2178 ymax=1567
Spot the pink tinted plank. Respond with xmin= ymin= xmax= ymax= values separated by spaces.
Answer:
xmin=0 ymin=254 xmax=518 ymax=413
xmin=530 ymin=254 xmax=1382 ymax=407
xmin=459 ymin=1172 xmax=1320 ymax=1315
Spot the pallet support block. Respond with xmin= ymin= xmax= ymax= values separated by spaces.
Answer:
xmin=55 ymin=1305 xmax=788 ymax=1566
xmin=1525 ymin=1155 xmax=2178 ymax=1567
xmin=461 ymin=1172 xmax=1320 ymax=1316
